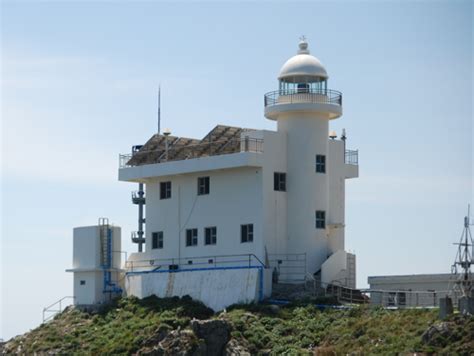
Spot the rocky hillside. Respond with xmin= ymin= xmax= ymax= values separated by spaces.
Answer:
xmin=2 ymin=296 xmax=473 ymax=355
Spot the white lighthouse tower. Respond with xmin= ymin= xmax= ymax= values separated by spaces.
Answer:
xmin=265 ymin=38 xmax=355 ymax=284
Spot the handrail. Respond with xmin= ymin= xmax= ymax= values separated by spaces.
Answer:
xmin=42 ymin=296 xmax=75 ymax=322
xmin=264 ymin=88 xmax=342 ymax=107
xmin=126 ymin=253 xmax=266 ymax=272
xmin=345 ymin=149 xmax=358 ymax=165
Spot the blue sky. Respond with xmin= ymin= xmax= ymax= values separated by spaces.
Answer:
xmin=1 ymin=0 xmax=472 ymax=340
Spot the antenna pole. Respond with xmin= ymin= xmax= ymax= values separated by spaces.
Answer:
xmin=158 ymin=85 xmax=161 ymax=134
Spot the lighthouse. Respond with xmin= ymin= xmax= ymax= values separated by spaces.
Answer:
xmin=110 ymin=38 xmax=359 ymax=310
xmin=265 ymin=38 xmax=355 ymax=284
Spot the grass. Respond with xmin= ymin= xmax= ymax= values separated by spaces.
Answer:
xmin=4 ymin=296 xmax=473 ymax=355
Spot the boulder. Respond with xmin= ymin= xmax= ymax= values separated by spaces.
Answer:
xmin=191 ymin=319 xmax=231 ymax=355
xmin=224 ymin=339 xmax=251 ymax=356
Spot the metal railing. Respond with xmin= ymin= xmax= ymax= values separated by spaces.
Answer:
xmin=42 ymin=296 xmax=75 ymax=322
xmin=268 ymin=253 xmax=307 ymax=283
xmin=316 ymin=282 xmax=462 ymax=308
xmin=119 ymin=137 xmax=264 ymax=168
xmin=345 ymin=149 xmax=358 ymax=165
xmin=126 ymin=253 xmax=266 ymax=272
xmin=264 ymin=88 xmax=342 ymax=107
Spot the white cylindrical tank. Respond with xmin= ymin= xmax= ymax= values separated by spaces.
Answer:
xmin=67 ymin=222 xmax=123 ymax=305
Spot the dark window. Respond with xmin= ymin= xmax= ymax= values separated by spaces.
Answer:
xmin=274 ymin=172 xmax=286 ymax=191
xmin=160 ymin=181 xmax=172 ymax=199
xmin=80 ymin=280 xmax=86 ymax=286
xmin=241 ymin=224 xmax=254 ymax=243
xmin=316 ymin=155 xmax=326 ymax=173
xmin=198 ymin=176 xmax=210 ymax=195
xmin=315 ymin=211 xmax=326 ymax=229
xmin=398 ymin=292 xmax=407 ymax=306
xmin=297 ymin=83 xmax=309 ymax=93
xmin=205 ymin=226 xmax=217 ymax=245
xmin=152 ymin=231 xmax=163 ymax=249
xmin=186 ymin=228 xmax=198 ymax=247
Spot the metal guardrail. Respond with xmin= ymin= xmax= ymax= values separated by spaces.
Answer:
xmin=42 ymin=296 xmax=75 ymax=322
xmin=119 ymin=137 xmax=264 ymax=168
xmin=316 ymin=281 xmax=461 ymax=308
xmin=264 ymin=88 xmax=342 ymax=107
xmin=126 ymin=253 xmax=266 ymax=272
xmin=345 ymin=149 xmax=358 ymax=165
xmin=268 ymin=253 xmax=307 ymax=283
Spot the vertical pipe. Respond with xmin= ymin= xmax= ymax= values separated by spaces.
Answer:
xmin=138 ymin=183 xmax=144 ymax=252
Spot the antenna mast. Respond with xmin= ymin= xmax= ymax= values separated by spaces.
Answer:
xmin=451 ymin=204 xmax=474 ymax=297
xmin=158 ymin=85 xmax=161 ymax=134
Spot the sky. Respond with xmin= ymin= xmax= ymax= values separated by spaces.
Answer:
xmin=1 ymin=0 xmax=472 ymax=340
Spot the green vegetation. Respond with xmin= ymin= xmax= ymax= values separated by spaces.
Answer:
xmin=3 ymin=296 xmax=473 ymax=355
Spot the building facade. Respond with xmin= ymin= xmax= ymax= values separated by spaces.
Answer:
xmin=119 ymin=39 xmax=359 ymax=309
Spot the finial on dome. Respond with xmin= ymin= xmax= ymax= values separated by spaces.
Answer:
xmin=298 ymin=35 xmax=310 ymax=54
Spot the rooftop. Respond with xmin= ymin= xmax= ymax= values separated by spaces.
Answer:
xmin=121 ymin=125 xmax=260 ymax=168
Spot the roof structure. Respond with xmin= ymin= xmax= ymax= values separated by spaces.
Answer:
xmin=278 ymin=39 xmax=328 ymax=82
xmin=127 ymin=125 xmax=255 ymax=166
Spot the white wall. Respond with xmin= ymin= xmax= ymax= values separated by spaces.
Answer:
xmin=277 ymin=113 xmax=330 ymax=275
xmin=69 ymin=225 xmax=122 ymax=305
xmin=126 ymin=268 xmax=271 ymax=311
xmin=144 ymin=167 xmax=264 ymax=263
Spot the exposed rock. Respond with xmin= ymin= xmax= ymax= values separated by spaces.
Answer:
xmin=224 ymin=339 xmax=250 ymax=356
xmin=138 ymin=328 xmax=206 ymax=356
xmin=421 ymin=321 xmax=452 ymax=347
xmin=191 ymin=319 xmax=231 ymax=355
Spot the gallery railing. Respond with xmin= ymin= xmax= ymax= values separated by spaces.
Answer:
xmin=345 ymin=149 xmax=358 ymax=165
xmin=264 ymin=88 xmax=342 ymax=107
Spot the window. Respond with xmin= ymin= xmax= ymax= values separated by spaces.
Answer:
xmin=80 ymin=280 xmax=86 ymax=286
xmin=315 ymin=210 xmax=326 ymax=229
xmin=160 ymin=181 xmax=172 ymax=199
xmin=274 ymin=172 xmax=286 ymax=191
xmin=241 ymin=224 xmax=254 ymax=243
xmin=152 ymin=231 xmax=163 ymax=249
xmin=198 ymin=176 xmax=210 ymax=195
xmin=186 ymin=228 xmax=198 ymax=247
xmin=205 ymin=226 xmax=217 ymax=245
xmin=316 ymin=155 xmax=326 ymax=173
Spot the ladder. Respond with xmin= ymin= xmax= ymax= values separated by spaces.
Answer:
xmin=99 ymin=218 xmax=111 ymax=268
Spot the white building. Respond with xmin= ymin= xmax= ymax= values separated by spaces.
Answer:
xmin=368 ymin=273 xmax=458 ymax=308
xmin=114 ymin=39 xmax=359 ymax=310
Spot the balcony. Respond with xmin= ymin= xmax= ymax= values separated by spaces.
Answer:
xmin=264 ymin=88 xmax=342 ymax=107
xmin=119 ymin=137 xmax=264 ymax=169
xmin=264 ymin=88 xmax=342 ymax=120
xmin=345 ymin=149 xmax=358 ymax=165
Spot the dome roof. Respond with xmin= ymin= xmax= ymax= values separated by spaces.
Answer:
xmin=278 ymin=39 xmax=328 ymax=82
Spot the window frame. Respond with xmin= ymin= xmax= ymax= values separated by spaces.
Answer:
xmin=197 ymin=176 xmax=210 ymax=195
xmin=160 ymin=181 xmax=172 ymax=199
xmin=273 ymin=172 xmax=287 ymax=192
xmin=316 ymin=155 xmax=326 ymax=173
xmin=315 ymin=210 xmax=326 ymax=229
xmin=241 ymin=224 xmax=254 ymax=243
xmin=185 ymin=228 xmax=198 ymax=247
xmin=152 ymin=231 xmax=164 ymax=249
xmin=204 ymin=226 xmax=217 ymax=245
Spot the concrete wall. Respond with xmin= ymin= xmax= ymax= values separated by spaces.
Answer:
xmin=144 ymin=166 xmax=264 ymax=262
xmin=72 ymin=225 xmax=122 ymax=270
xmin=260 ymin=130 xmax=288 ymax=258
xmin=126 ymin=267 xmax=271 ymax=311
xmin=277 ymin=113 xmax=330 ymax=275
